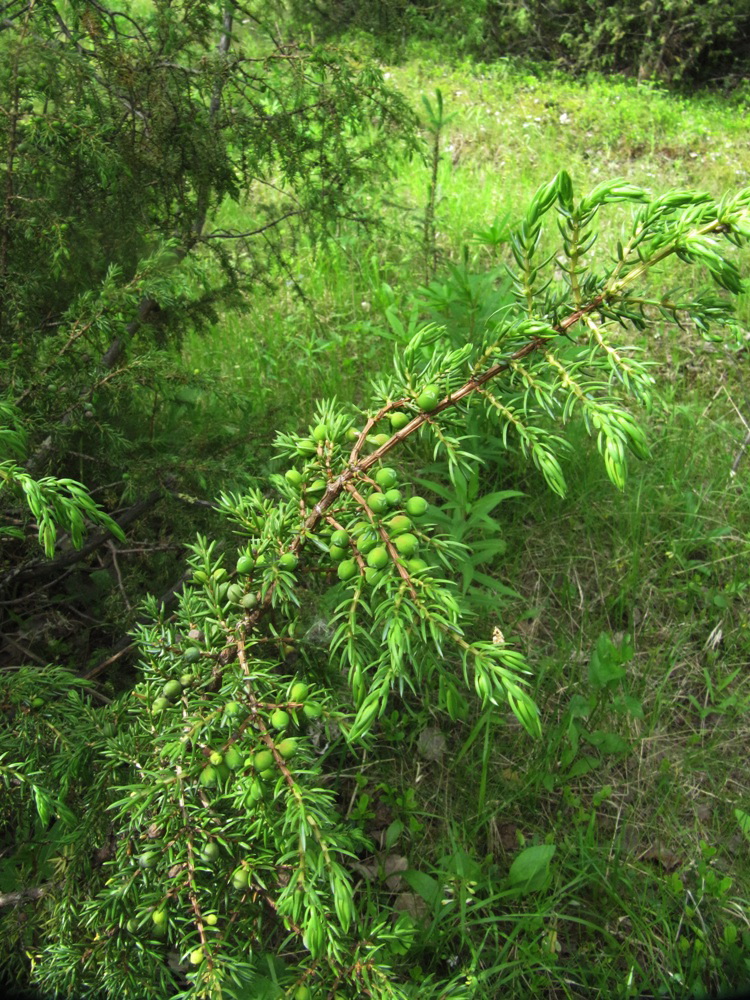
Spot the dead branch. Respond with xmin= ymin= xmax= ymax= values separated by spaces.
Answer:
xmin=0 ymin=885 xmax=46 ymax=908
xmin=0 ymin=489 xmax=162 ymax=593
xmin=82 ymin=569 xmax=192 ymax=680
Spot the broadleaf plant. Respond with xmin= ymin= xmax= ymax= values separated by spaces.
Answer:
xmin=2 ymin=172 xmax=750 ymax=999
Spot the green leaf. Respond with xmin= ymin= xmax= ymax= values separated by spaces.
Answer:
xmin=55 ymin=801 xmax=77 ymax=827
xmin=527 ymin=174 xmax=563 ymax=223
xmin=566 ymin=755 xmax=600 ymax=778
xmin=33 ymin=786 xmax=53 ymax=828
xmin=471 ymin=489 xmax=524 ymax=519
xmin=402 ymin=870 xmax=442 ymax=910
xmin=0 ymin=526 xmax=24 ymax=540
xmin=556 ymin=171 xmax=574 ymax=210
xmin=508 ymin=844 xmax=556 ymax=893
xmin=567 ymin=694 xmax=592 ymax=719
xmin=622 ymin=694 xmax=644 ymax=719
xmin=443 ymin=847 xmax=483 ymax=882
xmin=223 ymin=965 xmax=284 ymax=1000
xmin=385 ymin=819 xmax=404 ymax=850
xmin=588 ymin=633 xmax=627 ymax=689
xmin=735 ymin=809 xmax=750 ymax=843
xmin=581 ymin=730 xmax=629 ymax=754
xmin=580 ymin=178 xmax=649 ymax=214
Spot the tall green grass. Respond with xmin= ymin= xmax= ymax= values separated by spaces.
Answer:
xmin=186 ymin=53 xmax=750 ymax=389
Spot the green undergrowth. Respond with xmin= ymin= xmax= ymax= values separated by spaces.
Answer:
xmin=346 ymin=370 xmax=750 ymax=996
xmin=184 ymin=53 xmax=750 ymax=442
xmin=178 ymin=56 xmax=750 ymax=999
xmin=8 ymin=16 xmax=750 ymax=998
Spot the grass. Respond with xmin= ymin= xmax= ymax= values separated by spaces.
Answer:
xmin=185 ymin=48 xmax=750 ymax=428
xmin=177 ymin=50 xmax=750 ymax=998
xmin=387 ymin=362 xmax=750 ymax=996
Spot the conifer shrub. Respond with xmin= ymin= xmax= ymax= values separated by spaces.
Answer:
xmin=2 ymin=173 xmax=750 ymax=998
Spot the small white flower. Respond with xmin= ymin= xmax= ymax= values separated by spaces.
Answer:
xmin=559 ymin=112 xmax=571 ymax=125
